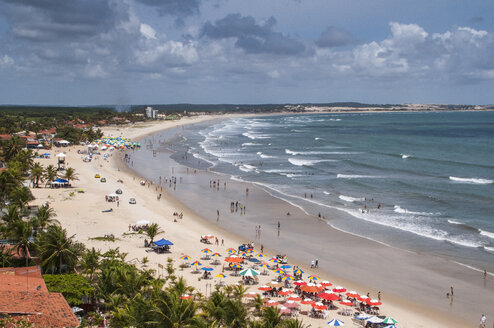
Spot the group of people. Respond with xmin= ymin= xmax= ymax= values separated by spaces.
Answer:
xmin=310 ymin=259 xmax=319 ymax=268
xmin=230 ymin=201 xmax=246 ymax=215
xmin=129 ymin=223 xmax=149 ymax=232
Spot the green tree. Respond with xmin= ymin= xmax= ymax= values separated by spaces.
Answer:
xmin=36 ymin=224 xmax=81 ymax=273
xmin=261 ymin=306 xmax=283 ymax=328
xmin=44 ymin=274 xmax=94 ymax=306
xmin=63 ymin=167 xmax=78 ymax=185
xmin=29 ymin=162 xmax=44 ymax=188
xmin=146 ymin=223 xmax=163 ymax=243
xmin=0 ymin=170 xmax=22 ymax=204
xmin=2 ymin=135 xmax=25 ymax=162
xmin=9 ymin=186 xmax=34 ymax=210
xmin=44 ymin=164 xmax=57 ymax=186
xmin=8 ymin=219 xmax=33 ymax=267
xmin=0 ymin=245 xmax=13 ymax=267
xmin=80 ymin=247 xmax=101 ymax=281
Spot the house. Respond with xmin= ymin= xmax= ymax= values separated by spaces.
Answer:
xmin=0 ymin=266 xmax=79 ymax=327
xmin=0 ymin=134 xmax=12 ymax=141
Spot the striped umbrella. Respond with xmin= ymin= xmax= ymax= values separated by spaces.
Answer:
xmin=280 ymin=264 xmax=292 ymax=269
xmin=327 ymin=319 xmax=345 ymax=326
xmin=382 ymin=317 xmax=398 ymax=325
xmin=269 ymin=258 xmax=280 ymax=263
xmin=259 ymin=263 xmax=270 ymax=269
xmin=191 ymin=261 xmax=202 ymax=266
xmin=273 ymin=268 xmax=285 ymax=274
xmin=216 ymin=273 xmax=227 ymax=278
xmin=282 ymin=274 xmax=295 ymax=281
xmin=231 ymin=263 xmax=243 ymax=269
xmin=245 ymin=249 xmax=254 ymax=254
xmin=227 ymin=248 xmax=237 ymax=254
xmin=308 ymin=275 xmax=320 ymax=281
xmin=293 ymin=268 xmax=304 ymax=275
xmin=239 ymin=251 xmax=247 ymax=257
xmin=211 ymin=252 xmax=222 ymax=258
xmin=257 ymin=253 xmax=266 ymax=258
xmin=239 ymin=268 xmax=260 ymax=277
xmin=201 ymin=248 xmax=212 ymax=254
xmin=180 ymin=255 xmax=190 ymax=260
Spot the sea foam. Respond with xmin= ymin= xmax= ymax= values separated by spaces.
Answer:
xmin=449 ymin=176 xmax=493 ymax=184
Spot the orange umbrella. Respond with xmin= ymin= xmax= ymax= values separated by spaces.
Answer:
xmin=312 ymin=302 xmax=327 ymax=310
xmin=180 ymin=294 xmax=193 ymax=300
xmin=346 ymin=291 xmax=359 ymax=298
xmin=264 ymin=300 xmax=279 ymax=307
xmin=259 ymin=285 xmax=272 ymax=291
xmin=300 ymin=283 xmax=324 ymax=293
xmin=301 ymin=298 xmax=315 ymax=305
xmin=278 ymin=289 xmax=293 ymax=296
xmin=288 ymin=296 xmax=302 ymax=301
xmin=225 ymin=257 xmax=243 ymax=263
xmin=317 ymin=292 xmax=340 ymax=301
xmin=340 ymin=300 xmax=354 ymax=306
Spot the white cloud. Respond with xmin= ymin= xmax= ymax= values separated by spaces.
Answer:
xmin=140 ymin=23 xmax=157 ymax=40
xmin=135 ymin=40 xmax=199 ymax=66
xmin=0 ymin=54 xmax=14 ymax=67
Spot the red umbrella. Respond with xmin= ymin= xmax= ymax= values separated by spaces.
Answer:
xmin=225 ymin=257 xmax=243 ymax=263
xmin=346 ymin=291 xmax=359 ymax=298
xmin=300 ymin=284 xmax=324 ymax=293
xmin=264 ymin=300 xmax=279 ymax=307
xmin=367 ymin=299 xmax=382 ymax=306
xmin=288 ymin=296 xmax=302 ymax=301
xmin=284 ymin=300 xmax=300 ymax=308
xmin=332 ymin=286 xmax=347 ymax=293
xmin=294 ymin=280 xmax=307 ymax=286
xmin=301 ymin=298 xmax=315 ymax=305
xmin=279 ymin=306 xmax=291 ymax=314
xmin=180 ymin=294 xmax=193 ymax=300
xmin=357 ymin=294 xmax=370 ymax=302
xmin=317 ymin=292 xmax=341 ymax=301
xmin=278 ymin=289 xmax=293 ymax=296
xmin=259 ymin=285 xmax=272 ymax=291
xmin=312 ymin=302 xmax=327 ymax=310
xmin=339 ymin=300 xmax=354 ymax=306
xmin=320 ymin=281 xmax=332 ymax=287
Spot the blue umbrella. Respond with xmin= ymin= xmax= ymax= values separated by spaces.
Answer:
xmin=201 ymin=267 xmax=214 ymax=271
xmin=327 ymin=319 xmax=344 ymax=326
xmin=384 ymin=326 xmax=397 ymax=328
xmin=281 ymin=264 xmax=292 ymax=269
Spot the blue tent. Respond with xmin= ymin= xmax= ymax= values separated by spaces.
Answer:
xmin=55 ymin=178 xmax=68 ymax=183
xmin=153 ymin=238 xmax=173 ymax=246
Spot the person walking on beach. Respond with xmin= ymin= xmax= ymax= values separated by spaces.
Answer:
xmin=315 ymin=259 xmax=319 ymax=268
xmin=261 ymin=244 xmax=264 ymax=253
xmin=480 ymin=314 xmax=486 ymax=328
xmin=450 ymin=286 xmax=454 ymax=297
xmin=277 ymin=221 xmax=280 ymax=230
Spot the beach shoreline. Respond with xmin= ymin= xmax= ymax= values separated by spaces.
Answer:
xmin=31 ymin=113 xmax=492 ymax=328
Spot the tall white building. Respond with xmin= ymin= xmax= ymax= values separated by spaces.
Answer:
xmin=145 ymin=106 xmax=158 ymax=119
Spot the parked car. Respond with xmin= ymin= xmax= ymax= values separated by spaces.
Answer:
xmin=94 ymin=174 xmax=100 ymax=178
xmin=116 ymin=189 xmax=123 ymax=194
xmin=129 ymin=198 xmax=136 ymax=204
xmin=100 ymin=178 xmax=106 ymax=183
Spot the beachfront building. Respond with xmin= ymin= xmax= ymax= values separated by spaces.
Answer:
xmin=145 ymin=106 xmax=158 ymax=119
xmin=0 ymin=266 xmax=79 ymax=327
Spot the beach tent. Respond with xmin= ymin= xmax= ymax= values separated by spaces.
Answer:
xmin=153 ymin=238 xmax=173 ymax=246
xmin=56 ymin=153 xmax=66 ymax=158
xmin=152 ymin=238 xmax=173 ymax=253
xmin=55 ymin=178 xmax=68 ymax=183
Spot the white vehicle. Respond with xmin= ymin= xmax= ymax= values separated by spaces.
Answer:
xmin=129 ymin=198 xmax=136 ymax=204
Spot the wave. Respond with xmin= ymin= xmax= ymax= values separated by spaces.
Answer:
xmin=242 ymin=142 xmax=262 ymax=147
xmin=323 ymin=191 xmax=331 ymax=195
xmin=480 ymin=230 xmax=494 ymax=240
xmin=448 ymin=219 xmax=463 ymax=225
xmin=393 ymin=206 xmax=438 ymax=216
xmin=256 ymin=152 xmax=276 ymax=159
xmin=242 ymin=132 xmax=271 ymax=140
xmin=191 ymin=153 xmax=215 ymax=166
xmin=286 ymin=149 xmax=356 ymax=156
xmin=485 ymin=246 xmax=494 ymax=254
xmin=337 ymin=174 xmax=381 ymax=179
xmin=339 ymin=195 xmax=364 ymax=203
xmin=314 ymin=137 xmax=323 ymax=140
xmin=401 ymin=154 xmax=411 ymax=159
xmin=449 ymin=176 xmax=493 ymax=185
xmin=288 ymin=158 xmax=336 ymax=166
xmin=329 ymin=118 xmax=342 ymax=121
xmin=239 ymin=164 xmax=258 ymax=173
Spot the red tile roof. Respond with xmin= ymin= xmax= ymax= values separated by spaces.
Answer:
xmin=0 ymin=276 xmax=48 ymax=293
xmin=0 ymin=291 xmax=80 ymax=327
xmin=0 ymin=266 xmax=42 ymax=278
xmin=0 ymin=134 xmax=11 ymax=140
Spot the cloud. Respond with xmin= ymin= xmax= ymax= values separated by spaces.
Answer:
xmin=0 ymin=55 xmax=14 ymax=67
xmin=140 ymin=23 xmax=157 ymax=39
xmin=316 ymin=27 xmax=355 ymax=48
xmin=201 ymin=14 xmax=305 ymax=55
xmin=134 ymin=0 xmax=201 ymax=17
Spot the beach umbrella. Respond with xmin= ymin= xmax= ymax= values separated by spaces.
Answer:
xmin=284 ymin=300 xmax=299 ymax=308
xmin=357 ymin=294 xmax=370 ymax=302
xmin=227 ymin=248 xmax=237 ymax=254
xmin=288 ymin=296 xmax=302 ymax=301
xmin=245 ymin=249 xmax=254 ymax=254
xmin=308 ymin=275 xmax=320 ymax=281
xmin=345 ymin=291 xmax=359 ymax=298
xmin=231 ymin=263 xmax=243 ymax=269
xmin=201 ymin=267 xmax=214 ymax=271
xmin=201 ymin=248 xmax=213 ymax=254
xmin=294 ymin=280 xmax=307 ymax=286
xmin=366 ymin=316 xmax=384 ymax=324
xmin=384 ymin=326 xmax=397 ymax=328
xmin=366 ymin=299 xmax=382 ymax=306
xmin=312 ymin=302 xmax=327 ymax=310
xmin=282 ymin=274 xmax=294 ymax=281
xmin=273 ymin=268 xmax=285 ymax=274
xmin=320 ymin=280 xmax=332 ymax=287
xmin=239 ymin=268 xmax=260 ymax=277
xmin=327 ymin=319 xmax=345 ymax=326
xmin=225 ymin=257 xmax=243 ymax=263
xmin=279 ymin=306 xmax=291 ymax=315
xmin=293 ymin=268 xmax=304 ymax=275
xmin=180 ymin=294 xmax=193 ymax=300
xmin=191 ymin=261 xmax=202 ymax=267
xmin=278 ymin=289 xmax=293 ymax=296
xmin=382 ymin=317 xmax=398 ymax=325
xmin=355 ymin=314 xmax=371 ymax=320
xmin=239 ymin=251 xmax=247 ymax=257
xmin=332 ymin=286 xmax=347 ymax=293
xmin=317 ymin=292 xmax=340 ymax=301
xmin=267 ymin=281 xmax=283 ymax=288
xmin=300 ymin=283 xmax=324 ymax=293
xmin=259 ymin=263 xmax=270 ymax=269
xmin=269 ymin=258 xmax=279 ymax=263
xmin=280 ymin=264 xmax=292 ymax=269
xmin=339 ymin=300 xmax=354 ymax=306
xmin=257 ymin=253 xmax=266 ymax=258
xmin=264 ymin=300 xmax=279 ymax=307
xmin=211 ymin=253 xmax=222 ymax=258
xmin=301 ymin=299 xmax=315 ymax=306
xmin=258 ymin=285 xmax=272 ymax=291
xmin=216 ymin=273 xmax=227 ymax=278
xmin=245 ymin=292 xmax=258 ymax=298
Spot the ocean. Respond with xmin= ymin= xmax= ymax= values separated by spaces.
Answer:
xmin=137 ymin=111 xmax=494 ymax=272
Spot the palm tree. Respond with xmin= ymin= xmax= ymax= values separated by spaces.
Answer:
xmin=146 ymin=223 xmax=163 ymax=243
xmin=0 ymin=245 xmax=13 ymax=267
xmin=29 ymin=162 xmax=44 ymax=188
xmin=251 ymin=294 xmax=265 ymax=314
xmin=223 ymin=299 xmax=248 ymax=328
xmin=2 ymin=135 xmax=25 ymax=162
xmin=44 ymin=164 xmax=57 ymax=187
xmin=9 ymin=186 xmax=34 ymax=210
xmin=0 ymin=170 xmax=22 ymax=204
xmin=34 ymin=205 xmax=58 ymax=232
xmin=261 ymin=307 xmax=283 ymax=328
xmin=279 ymin=319 xmax=308 ymax=328
xmin=201 ymin=290 xmax=227 ymax=325
xmin=35 ymin=224 xmax=80 ymax=273
xmin=80 ymin=247 xmax=100 ymax=281
xmin=8 ymin=219 xmax=33 ymax=267
xmin=231 ymin=284 xmax=249 ymax=301
xmin=63 ymin=167 xmax=78 ymax=186
xmin=1 ymin=204 xmax=20 ymax=225
xmin=13 ymin=149 xmax=35 ymax=174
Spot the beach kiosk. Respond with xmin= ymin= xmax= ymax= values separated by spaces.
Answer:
xmin=56 ymin=153 xmax=66 ymax=170
xmin=151 ymin=238 xmax=173 ymax=253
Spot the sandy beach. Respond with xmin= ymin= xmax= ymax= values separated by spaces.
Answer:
xmin=30 ymin=114 xmax=493 ymax=328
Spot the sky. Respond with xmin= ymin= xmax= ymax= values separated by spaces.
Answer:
xmin=0 ymin=0 xmax=493 ymax=106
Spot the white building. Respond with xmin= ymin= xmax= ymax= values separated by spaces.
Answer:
xmin=145 ymin=106 xmax=158 ymax=119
